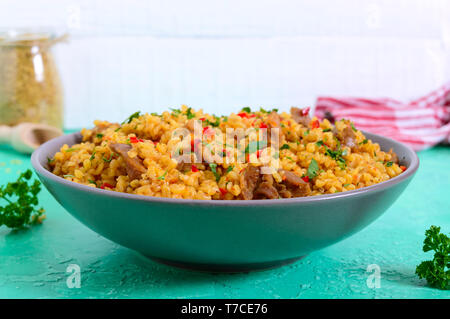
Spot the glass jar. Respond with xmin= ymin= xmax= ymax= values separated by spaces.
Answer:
xmin=0 ymin=30 xmax=67 ymax=129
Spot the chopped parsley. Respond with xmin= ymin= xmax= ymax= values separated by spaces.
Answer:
xmin=102 ymin=154 xmax=113 ymax=163
xmin=325 ymin=145 xmax=347 ymax=169
xmin=226 ymin=165 xmax=234 ymax=174
xmin=304 ymin=129 xmax=310 ymax=136
xmin=158 ymin=171 xmax=168 ymax=180
xmin=96 ymin=133 xmax=104 ymax=139
xmin=169 ymin=108 xmax=181 ymax=114
xmin=350 ymin=122 xmax=357 ymax=132
xmin=386 ymin=161 xmax=393 ymax=167
xmin=209 ymin=163 xmax=220 ymax=182
xmin=205 ymin=116 xmax=221 ymax=127
xmin=122 ymin=111 xmax=141 ymax=124
xmin=359 ymin=139 xmax=368 ymax=145
xmin=186 ymin=108 xmax=196 ymax=119
xmin=280 ymin=144 xmax=290 ymax=150
xmin=241 ymin=107 xmax=251 ymax=113
xmin=306 ymin=158 xmax=319 ymax=179
xmin=322 ymin=128 xmax=332 ymax=132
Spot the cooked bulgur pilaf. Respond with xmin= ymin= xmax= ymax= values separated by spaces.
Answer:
xmin=48 ymin=106 xmax=406 ymax=200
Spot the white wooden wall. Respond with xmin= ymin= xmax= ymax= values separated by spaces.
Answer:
xmin=1 ymin=0 xmax=449 ymax=128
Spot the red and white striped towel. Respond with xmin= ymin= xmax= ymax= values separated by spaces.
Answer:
xmin=314 ymin=83 xmax=450 ymax=151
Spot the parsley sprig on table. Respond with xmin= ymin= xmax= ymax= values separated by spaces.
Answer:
xmin=416 ymin=226 xmax=449 ymax=290
xmin=0 ymin=170 xmax=45 ymax=229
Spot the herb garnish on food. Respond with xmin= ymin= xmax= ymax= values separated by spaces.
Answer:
xmin=416 ymin=226 xmax=449 ymax=290
xmin=0 ymin=170 xmax=45 ymax=229
xmin=306 ymin=158 xmax=319 ymax=179
xmin=122 ymin=111 xmax=141 ymax=124
xmin=186 ymin=107 xmax=196 ymax=119
xmin=158 ymin=171 xmax=168 ymax=180
xmin=209 ymin=163 xmax=221 ymax=182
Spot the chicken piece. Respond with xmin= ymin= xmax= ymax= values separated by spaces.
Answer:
xmin=279 ymin=169 xmax=311 ymax=197
xmin=290 ymin=107 xmax=311 ymax=127
xmin=239 ymin=165 xmax=261 ymax=200
xmin=110 ymin=143 xmax=146 ymax=181
xmin=254 ymin=173 xmax=279 ymax=199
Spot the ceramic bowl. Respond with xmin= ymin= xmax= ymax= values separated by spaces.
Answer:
xmin=31 ymin=132 xmax=419 ymax=272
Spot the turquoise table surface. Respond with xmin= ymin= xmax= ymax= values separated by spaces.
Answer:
xmin=0 ymin=142 xmax=449 ymax=299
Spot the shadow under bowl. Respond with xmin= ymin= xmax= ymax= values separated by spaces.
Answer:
xmin=31 ymin=132 xmax=419 ymax=272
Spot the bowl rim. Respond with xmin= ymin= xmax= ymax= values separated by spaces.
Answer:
xmin=31 ymin=131 xmax=419 ymax=207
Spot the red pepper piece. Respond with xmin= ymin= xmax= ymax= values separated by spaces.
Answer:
xmin=311 ymin=120 xmax=320 ymax=129
xmin=191 ymin=165 xmax=199 ymax=172
xmin=100 ymin=183 xmax=114 ymax=189
xmin=302 ymin=107 xmax=310 ymax=116
xmin=237 ymin=112 xmax=250 ymax=118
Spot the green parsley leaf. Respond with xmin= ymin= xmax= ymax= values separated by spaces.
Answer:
xmin=102 ymin=153 xmax=113 ymax=163
xmin=226 ymin=165 xmax=234 ymax=174
xmin=121 ymin=111 xmax=141 ymax=125
xmin=322 ymin=128 xmax=332 ymax=132
xmin=209 ymin=163 xmax=220 ymax=182
xmin=241 ymin=107 xmax=251 ymax=113
xmin=0 ymin=170 xmax=44 ymax=229
xmin=280 ymin=144 xmax=290 ymax=150
xmin=386 ymin=161 xmax=393 ymax=167
xmin=306 ymin=158 xmax=319 ymax=179
xmin=350 ymin=122 xmax=357 ymax=132
xmin=359 ymin=139 xmax=368 ymax=145
xmin=169 ymin=108 xmax=181 ymax=114
xmin=186 ymin=108 xmax=195 ymax=119
xmin=205 ymin=116 xmax=221 ymax=127
xmin=415 ymin=226 xmax=450 ymax=290
xmin=96 ymin=133 xmax=104 ymax=139
xmin=158 ymin=171 xmax=168 ymax=180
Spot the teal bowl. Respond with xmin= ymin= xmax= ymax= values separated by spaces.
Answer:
xmin=31 ymin=132 xmax=419 ymax=272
